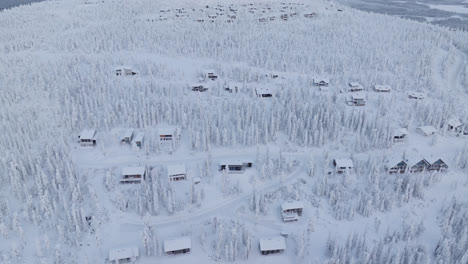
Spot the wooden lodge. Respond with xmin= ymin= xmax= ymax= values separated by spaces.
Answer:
xmin=115 ymin=66 xmax=137 ymax=76
xmin=259 ymin=237 xmax=286 ymax=255
xmin=373 ymin=84 xmax=391 ymax=92
xmin=313 ymin=77 xmax=329 ymax=87
xmin=159 ymin=127 xmax=180 ymax=142
xmin=447 ymin=118 xmax=462 ymax=132
xmin=416 ymin=126 xmax=437 ymax=136
xmin=120 ymin=166 xmax=146 ymax=184
xmin=205 ymin=69 xmax=218 ymax=80
xmin=388 ymin=160 xmax=407 ymax=174
xmin=348 ymin=82 xmax=364 ymax=92
xmin=428 ymin=159 xmax=448 ymax=172
xmin=164 ymin=237 xmax=191 ymax=255
xmin=191 ymin=83 xmax=209 ymax=92
xmin=255 ymin=87 xmax=274 ymax=98
xmin=134 ymin=132 xmax=144 ymax=148
xmin=408 ymin=92 xmax=424 ymax=100
xmin=349 ymin=94 xmax=366 ymax=106
xmin=78 ymin=129 xmax=97 ymax=147
xmin=409 ymin=159 xmax=430 ymax=173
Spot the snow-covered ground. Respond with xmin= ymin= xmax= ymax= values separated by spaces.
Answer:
xmin=1 ymin=0 xmax=468 ymax=263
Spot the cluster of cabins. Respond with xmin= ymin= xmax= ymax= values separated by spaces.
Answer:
xmin=78 ymin=127 xmax=180 ymax=148
xmin=388 ymin=158 xmax=448 ymax=174
xmin=191 ymin=69 xmax=218 ymax=92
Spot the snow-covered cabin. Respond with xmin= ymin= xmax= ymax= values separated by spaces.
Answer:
xmin=115 ymin=66 xmax=137 ymax=76
xmin=191 ymin=83 xmax=209 ymax=92
xmin=388 ymin=160 xmax=408 ymax=174
xmin=393 ymin=128 xmax=409 ymax=142
xmin=281 ymin=201 xmax=304 ymax=222
xmin=447 ymin=118 xmax=462 ymax=132
xmin=219 ymin=159 xmax=253 ymax=173
xmin=164 ymin=237 xmax=191 ymax=255
xmin=121 ymin=166 xmax=146 ymax=184
xmin=205 ymin=69 xmax=218 ymax=80
xmin=349 ymin=93 xmax=366 ymax=106
xmin=134 ymin=132 xmax=144 ymax=148
xmin=313 ymin=77 xmax=329 ymax=87
xmin=255 ymin=87 xmax=274 ymax=98
xmin=108 ymin=247 xmax=139 ymax=263
xmin=408 ymin=92 xmax=424 ymax=100
xmin=333 ymin=159 xmax=354 ymax=174
xmin=348 ymin=82 xmax=364 ymax=92
xmin=416 ymin=126 xmax=437 ymax=136
xmin=121 ymin=129 xmax=134 ymax=144
xmin=409 ymin=159 xmax=430 ymax=173
xmin=429 ymin=159 xmax=448 ymax=172
xmin=373 ymin=84 xmax=391 ymax=92
xmin=167 ymin=164 xmax=186 ymax=181
xmin=259 ymin=237 xmax=286 ymax=255
xmin=159 ymin=127 xmax=180 ymax=142
xmin=78 ymin=129 xmax=97 ymax=147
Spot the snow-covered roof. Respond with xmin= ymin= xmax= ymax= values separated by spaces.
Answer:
xmin=394 ymin=128 xmax=409 ymax=136
xmin=159 ymin=127 xmax=175 ymax=136
xmin=259 ymin=237 xmax=286 ymax=251
xmin=281 ymin=201 xmax=304 ymax=211
xmin=256 ymin=86 xmax=275 ymax=95
xmin=349 ymin=82 xmax=362 ymax=87
xmin=351 ymin=93 xmax=366 ymax=100
xmin=167 ymin=164 xmax=186 ymax=176
xmin=447 ymin=118 xmax=462 ymax=128
xmin=219 ymin=159 xmax=251 ymax=166
xmin=417 ymin=126 xmax=437 ymax=135
xmin=374 ymin=85 xmax=391 ymax=91
xmin=313 ymin=77 xmax=330 ymax=83
xmin=134 ymin=132 xmax=144 ymax=142
xmin=115 ymin=65 xmax=132 ymax=70
xmin=334 ymin=158 xmax=354 ymax=168
xmin=109 ymin=247 xmax=139 ymax=261
xmin=122 ymin=129 xmax=134 ymax=138
xmin=408 ymin=92 xmax=424 ymax=98
xmin=164 ymin=237 xmax=191 ymax=252
xmin=191 ymin=83 xmax=205 ymax=87
xmin=205 ymin=69 xmax=216 ymax=74
xmin=122 ymin=166 xmax=146 ymax=176
xmin=80 ymin=129 xmax=96 ymax=140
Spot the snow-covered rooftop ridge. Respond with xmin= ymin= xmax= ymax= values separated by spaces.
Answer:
xmin=122 ymin=166 xmax=146 ymax=176
xmin=417 ymin=126 xmax=437 ymax=134
xmin=219 ymin=159 xmax=252 ymax=165
xmin=134 ymin=132 xmax=144 ymax=141
xmin=259 ymin=236 xmax=286 ymax=251
xmin=349 ymin=82 xmax=362 ymax=87
xmin=281 ymin=201 xmax=304 ymax=211
xmin=447 ymin=118 xmax=462 ymax=128
xmin=80 ymin=129 xmax=96 ymax=140
xmin=351 ymin=93 xmax=366 ymax=100
xmin=374 ymin=84 xmax=391 ymax=91
xmin=108 ymin=247 xmax=139 ymax=261
xmin=167 ymin=164 xmax=186 ymax=176
xmin=164 ymin=237 xmax=191 ymax=252
xmin=334 ymin=158 xmax=354 ymax=168
xmin=122 ymin=129 xmax=134 ymax=138
xmin=394 ymin=128 xmax=409 ymax=136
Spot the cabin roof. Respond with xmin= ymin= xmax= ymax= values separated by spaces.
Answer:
xmin=80 ymin=129 xmax=96 ymax=140
xmin=164 ymin=237 xmax=191 ymax=252
xmin=134 ymin=132 xmax=144 ymax=142
xmin=334 ymin=158 xmax=354 ymax=168
xmin=219 ymin=159 xmax=252 ymax=166
xmin=281 ymin=201 xmax=304 ymax=211
xmin=259 ymin=237 xmax=286 ymax=251
xmin=167 ymin=164 xmax=186 ymax=176
xmin=122 ymin=166 xmax=146 ymax=176
xmin=374 ymin=84 xmax=391 ymax=91
xmin=109 ymin=247 xmax=139 ymax=261
xmin=159 ymin=127 xmax=175 ymax=136
xmin=313 ymin=77 xmax=330 ymax=83
xmin=394 ymin=128 xmax=409 ymax=136
xmin=122 ymin=129 xmax=134 ymax=138
xmin=447 ymin=118 xmax=462 ymax=128
xmin=351 ymin=93 xmax=366 ymax=100
xmin=417 ymin=126 xmax=437 ymax=134
xmin=255 ymin=86 xmax=275 ymax=95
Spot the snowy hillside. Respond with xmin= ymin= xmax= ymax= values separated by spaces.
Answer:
xmin=1 ymin=0 xmax=468 ymax=263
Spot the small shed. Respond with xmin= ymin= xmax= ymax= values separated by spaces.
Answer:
xmin=388 ymin=160 xmax=407 ymax=174
xmin=409 ymin=159 xmax=430 ymax=173
xmin=167 ymin=164 xmax=187 ymax=181
xmin=134 ymin=132 xmax=144 ymax=148
xmin=79 ymin=129 xmax=97 ymax=147
xmin=348 ymin=82 xmax=364 ymax=92
xmin=121 ymin=129 xmax=134 ymax=144
xmin=349 ymin=94 xmax=366 ymax=106
xmin=259 ymin=237 xmax=286 ymax=255
xmin=108 ymin=247 xmax=139 ymax=263
xmin=429 ymin=159 xmax=448 ymax=172
xmin=416 ymin=126 xmax=437 ymax=136
xmin=313 ymin=77 xmax=329 ymax=87
xmin=164 ymin=237 xmax=191 ymax=255
xmin=373 ymin=85 xmax=391 ymax=92
xmin=121 ymin=166 xmax=146 ymax=184
xmin=333 ymin=159 xmax=354 ymax=174
xmin=255 ymin=87 xmax=274 ymax=98
xmin=393 ymin=128 xmax=409 ymax=142
xmin=219 ymin=159 xmax=253 ymax=173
